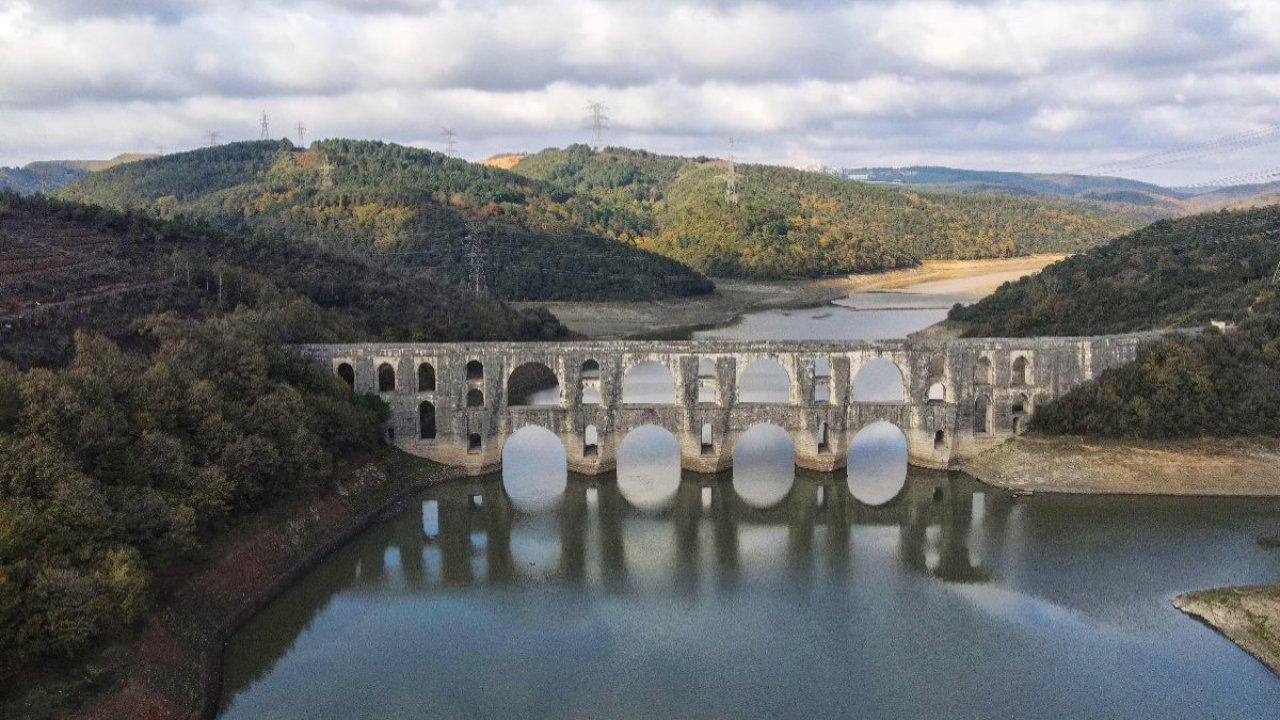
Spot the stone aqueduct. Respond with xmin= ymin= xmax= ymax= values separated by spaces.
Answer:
xmin=297 ymin=333 xmax=1158 ymax=476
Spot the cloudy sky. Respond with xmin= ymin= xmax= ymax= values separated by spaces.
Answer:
xmin=2 ymin=0 xmax=1279 ymax=185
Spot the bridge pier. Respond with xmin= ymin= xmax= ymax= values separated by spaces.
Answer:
xmin=298 ymin=334 xmax=1158 ymax=478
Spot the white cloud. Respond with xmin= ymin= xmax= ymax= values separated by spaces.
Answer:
xmin=0 ymin=0 xmax=1278 ymax=185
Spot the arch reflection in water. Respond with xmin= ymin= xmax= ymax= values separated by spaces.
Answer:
xmin=616 ymin=424 xmax=681 ymax=510
xmin=846 ymin=421 xmax=908 ymax=505
xmin=500 ymin=426 xmax=567 ymax=512
xmin=217 ymin=471 xmax=1002 ymax=720
xmin=730 ymin=423 xmax=795 ymax=507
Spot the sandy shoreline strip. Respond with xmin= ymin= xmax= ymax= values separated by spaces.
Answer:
xmin=963 ymin=435 xmax=1280 ymax=496
xmin=523 ymin=254 xmax=1064 ymax=339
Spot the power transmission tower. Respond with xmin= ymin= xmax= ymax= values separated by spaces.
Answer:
xmin=441 ymin=127 xmax=457 ymax=156
xmin=723 ymin=137 xmax=739 ymax=205
xmin=259 ymin=111 xmax=270 ymax=139
xmin=295 ymin=121 xmax=307 ymax=147
xmin=585 ymin=101 xmax=609 ymax=150
xmin=205 ymin=130 xmax=221 ymax=147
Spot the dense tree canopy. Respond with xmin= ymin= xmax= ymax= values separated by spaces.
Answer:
xmin=947 ymin=202 xmax=1280 ymax=439
xmin=511 ymin=145 xmax=1153 ymax=278
xmin=57 ymin=140 xmax=712 ymax=301
xmin=0 ymin=192 xmax=564 ymax=682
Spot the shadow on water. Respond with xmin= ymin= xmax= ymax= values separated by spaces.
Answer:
xmin=220 ymin=466 xmax=997 ymax=704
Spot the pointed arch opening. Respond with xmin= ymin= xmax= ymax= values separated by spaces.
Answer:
xmin=466 ymin=360 xmax=484 ymax=381
xmin=418 ymin=401 xmax=436 ymax=440
xmin=377 ymin=362 xmax=396 ymax=392
xmin=974 ymin=394 xmax=991 ymax=434
xmin=732 ymin=423 xmax=795 ymax=508
xmin=622 ymin=361 xmax=676 ymax=404
xmin=974 ymin=356 xmax=992 ymax=385
xmin=580 ymin=359 xmax=601 ymax=405
xmin=1012 ymin=356 xmax=1029 ymax=385
xmin=846 ymin=421 xmax=908 ymax=506
xmin=502 ymin=425 xmax=567 ymax=512
xmin=507 ymin=362 xmax=560 ymax=406
xmin=417 ymin=362 xmax=436 ymax=392
xmin=583 ymin=424 xmax=599 ymax=458
xmin=617 ymin=424 xmax=681 ymax=510
xmin=813 ymin=356 xmax=831 ymax=403
xmin=852 ymin=358 xmax=905 ymax=403
xmin=466 ymin=388 xmax=485 ymax=407
xmin=927 ymin=381 xmax=946 ymax=403
xmin=337 ymin=362 xmax=355 ymax=389
xmin=738 ymin=358 xmax=790 ymax=403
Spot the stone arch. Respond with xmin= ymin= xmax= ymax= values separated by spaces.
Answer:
xmin=1012 ymin=355 xmax=1029 ymax=385
xmin=418 ymin=401 xmax=436 ymax=440
xmin=813 ymin=356 xmax=832 ymax=402
xmin=934 ymin=429 xmax=946 ymax=450
xmin=622 ymin=360 xmax=676 ymax=404
xmin=616 ymin=424 xmax=681 ymax=510
xmin=974 ymin=393 xmax=992 ymax=434
xmin=336 ymin=362 xmax=355 ymax=389
xmin=583 ymin=424 xmax=599 ymax=458
xmin=974 ymin=356 xmax=992 ymax=385
xmin=846 ymin=420 xmax=908 ymax=505
xmin=580 ymin=359 xmax=601 ymax=404
xmin=851 ymin=357 xmax=906 ymax=403
xmin=466 ymin=359 xmax=484 ymax=381
xmin=501 ymin=425 xmax=567 ymax=512
xmin=1012 ymin=392 xmax=1029 ymax=415
xmin=817 ymin=418 xmax=830 ymax=454
xmin=417 ymin=362 xmax=436 ymax=392
xmin=731 ymin=423 xmax=795 ymax=508
xmin=927 ymin=381 xmax=946 ymax=403
xmin=466 ymin=388 xmax=485 ymax=407
xmin=697 ymin=357 xmax=717 ymax=404
xmin=507 ymin=361 xmax=560 ymax=406
xmin=928 ymin=354 xmax=946 ymax=378
xmin=377 ymin=362 xmax=396 ymax=392
xmin=737 ymin=357 xmax=790 ymax=403
xmin=700 ymin=421 xmax=714 ymax=454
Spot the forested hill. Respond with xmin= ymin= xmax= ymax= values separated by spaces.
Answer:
xmin=0 ymin=192 xmax=562 ymax=366
xmin=948 ymin=203 xmax=1280 ymax=337
xmin=505 ymin=145 xmax=1154 ymax=278
xmin=57 ymin=140 xmax=712 ymax=302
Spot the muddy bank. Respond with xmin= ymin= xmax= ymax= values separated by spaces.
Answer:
xmin=0 ymin=453 xmax=458 ymax=720
xmin=1174 ymin=586 xmax=1280 ymax=677
xmin=963 ymin=435 xmax=1280 ymax=496
xmin=523 ymin=255 xmax=1063 ymax=339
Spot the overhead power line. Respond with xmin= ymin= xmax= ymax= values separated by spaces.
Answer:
xmin=1071 ymin=122 xmax=1280 ymax=175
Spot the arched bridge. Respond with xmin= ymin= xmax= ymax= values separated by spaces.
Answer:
xmin=296 ymin=333 xmax=1160 ymax=476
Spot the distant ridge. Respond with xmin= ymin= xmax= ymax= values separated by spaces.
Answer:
xmin=0 ymin=153 xmax=157 ymax=194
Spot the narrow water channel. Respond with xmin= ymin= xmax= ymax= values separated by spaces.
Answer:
xmin=218 ymin=275 xmax=1280 ymax=719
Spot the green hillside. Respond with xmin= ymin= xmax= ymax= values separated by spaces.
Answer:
xmin=842 ymin=166 xmax=1186 ymax=210
xmin=57 ymin=140 xmax=712 ymax=302
xmin=945 ymin=203 xmax=1280 ymax=439
xmin=508 ymin=145 xmax=1155 ymax=278
xmin=948 ymin=204 xmax=1280 ymax=337
xmin=0 ymin=154 xmax=155 ymax=195
xmin=1 ymin=191 xmax=562 ymax=366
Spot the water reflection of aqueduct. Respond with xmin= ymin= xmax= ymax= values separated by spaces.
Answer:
xmin=298 ymin=334 xmax=1156 ymax=474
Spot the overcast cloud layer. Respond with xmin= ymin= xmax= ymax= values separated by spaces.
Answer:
xmin=2 ymin=0 xmax=1279 ymax=184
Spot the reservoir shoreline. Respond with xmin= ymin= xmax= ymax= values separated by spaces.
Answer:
xmin=522 ymin=254 xmax=1065 ymax=339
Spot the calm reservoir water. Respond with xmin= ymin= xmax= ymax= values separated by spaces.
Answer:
xmin=218 ymin=278 xmax=1280 ymax=719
